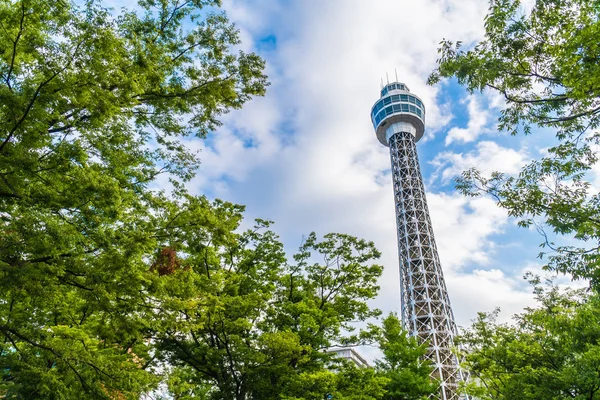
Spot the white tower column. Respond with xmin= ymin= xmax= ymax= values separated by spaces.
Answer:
xmin=370 ymin=82 xmax=468 ymax=400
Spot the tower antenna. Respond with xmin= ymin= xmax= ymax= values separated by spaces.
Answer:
xmin=395 ymin=68 xmax=398 ymax=82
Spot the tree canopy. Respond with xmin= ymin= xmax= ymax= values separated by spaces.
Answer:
xmin=431 ymin=0 xmax=600 ymax=398
xmin=430 ymin=0 xmax=600 ymax=287
xmin=0 ymin=0 xmax=267 ymax=397
xmin=0 ymin=1 xmax=435 ymax=398
xmin=156 ymin=230 xmax=386 ymax=400
xmin=459 ymin=278 xmax=600 ymax=400
xmin=375 ymin=314 xmax=438 ymax=400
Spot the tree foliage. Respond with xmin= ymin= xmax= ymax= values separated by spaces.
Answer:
xmin=156 ymin=231 xmax=385 ymax=400
xmin=0 ymin=2 xmax=433 ymax=399
xmin=0 ymin=0 xmax=267 ymax=397
xmin=429 ymin=0 xmax=600 ymax=287
xmin=459 ymin=277 xmax=600 ymax=400
xmin=431 ymin=1 xmax=600 ymax=397
xmin=375 ymin=314 xmax=437 ymax=400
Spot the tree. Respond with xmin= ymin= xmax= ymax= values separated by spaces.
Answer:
xmin=0 ymin=0 xmax=267 ymax=397
xmin=0 ymin=1 xmax=436 ymax=399
xmin=458 ymin=277 xmax=600 ymax=400
xmin=429 ymin=0 xmax=600 ymax=287
xmin=157 ymin=231 xmax=386 ymax=400
xmin=375 ymin=314 xmax=437 ymax=400
xmin=430 ymin=1 xmax=600 ymax=397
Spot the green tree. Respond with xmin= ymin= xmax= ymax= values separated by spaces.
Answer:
xmin=0 ymin=0 xmax=266 ymax=397
xmin=429 ymin=0 xmax=600 ymax=286
xmin=430 ymin=1 xmax=600 ymax=397
xmin=0 ymin=1 xmax=439 ymax=399
xmin=157 ymin=231 xmax=386 ymax=400
xmin=375 ymin=314 xmax=437 ymax=400
xmin=458 ymin=277 xmax=600 ymax=400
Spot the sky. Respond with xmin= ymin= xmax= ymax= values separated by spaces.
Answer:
xmin=191 ymin=0 xmax=549 ymax=323
xmin=119 ymin=0 xmax=575 ymax=357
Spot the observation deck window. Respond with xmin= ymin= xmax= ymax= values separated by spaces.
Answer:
xmin=380 ymin=83 xmax=408 ymax=97
xmin=370 ymin=92 xmax=426 ymax=130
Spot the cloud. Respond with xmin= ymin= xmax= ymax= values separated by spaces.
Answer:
xmin=431 ymin=141 xmax=529 ymax=183
xmin=445 ymin=95 xmax=492 ymax=144
xmin=428 ymin=192 xmax=507 ymax=271
xmin=184 ymin=0 xmax=550 ymax=332
xmin=447 ymin=268 xmax=535 ymax=326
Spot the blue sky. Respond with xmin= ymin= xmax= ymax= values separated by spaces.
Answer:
xmin=189 ymin=0 xmax=546 ymax=326
xmin=114 ymin=0 xmax=589 ymax=349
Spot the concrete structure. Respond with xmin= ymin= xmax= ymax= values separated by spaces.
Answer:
xmin=370 ymin=82 xmax=467 ymax=400
xmin=327 ymin=347 xmax=369 ymax=368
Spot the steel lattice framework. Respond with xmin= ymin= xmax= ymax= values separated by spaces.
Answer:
xmin=370 ymin=82 xmax=468 ymax=400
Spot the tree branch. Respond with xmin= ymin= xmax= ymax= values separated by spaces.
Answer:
xmin=5 ymin=1 xmax=28 ymax=90
xmin=1 ymin=39 xmax=85 ymax=153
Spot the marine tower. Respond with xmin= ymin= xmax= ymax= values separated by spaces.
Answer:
xmin=370 ymin=82 xmax=466 ymax=400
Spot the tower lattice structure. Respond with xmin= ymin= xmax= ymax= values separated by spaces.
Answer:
xmin=370 ymin=82 xmax=467 ymax=400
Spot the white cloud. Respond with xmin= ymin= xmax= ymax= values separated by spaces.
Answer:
xmin=445 ymin=95 xmax=491 ymax=144
xmin=448 ymin=268 xmax=535 ymax=326
xmin=185 ymin=95 xmax=285 ymax=198
xmin=183 ymin=0 xmax=549 ymax=333
xmin=429 ymin=193 xmax=507 ymax=271
xmin=431 ymin=141 xmax=529 ymax=183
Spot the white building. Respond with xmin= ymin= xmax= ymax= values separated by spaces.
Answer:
xmin=326 ymin=347 xmax=369 ymax=368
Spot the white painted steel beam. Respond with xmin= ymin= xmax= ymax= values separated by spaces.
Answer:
xmin=371 ymin=82 xmax=468 ymax=400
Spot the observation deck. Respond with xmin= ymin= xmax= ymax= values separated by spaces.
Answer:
xmin=370 ymin=82 xmax=425 ymax=146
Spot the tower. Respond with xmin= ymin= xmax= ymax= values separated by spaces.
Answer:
xmin=370 ymin=82 xmax=466 ymax=400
